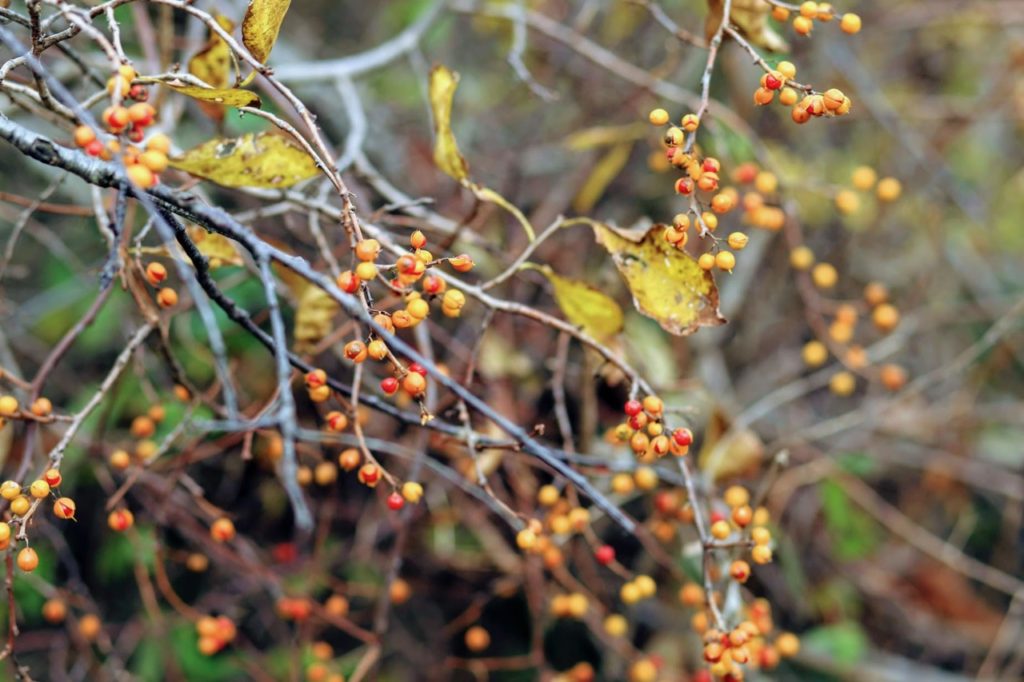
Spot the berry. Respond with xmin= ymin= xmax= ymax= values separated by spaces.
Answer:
xmin=358 ymin=463 xmax=381 ymax=487
xmin=465 ymin=625 xmax=491 ymax=652
xmin=139 ymin=150 xmax=168 ymax=173
xmin=336 ymin=270 xmax=360 ymax=293
xmin=449 ymin=254 xmax=474 ymax=272
xmin=145 ymin=262 xmax=167 ymax=286
xmin=328 ymin=452 xmax=358 ymax=478
xmin=344 ymin=340 xmax=368 ymax=362
xmin=128 ymin=102 xmax=155 ymax=126
xmin=710 ymin=520 xmax=731 ymax=540
xmin=880 ymin=363 xmax=907 ymax=391
xmin=802 ymin=340 xmax=828 ymax=367
xmin=380 ymin=377 xmax=399 ymax=395
xmin=127 ymin=164 xmax=156 ymax=189
xmin=43 ymin=469 xmax=61 ymax=487
xmin=648 ymin=108 xmax=670 ymax=126
xmin=835 ymin=189 xmax=860 ymax=214
xmin=210 ymin=517 xmax=236 ymax=542
xmin=84 ymin=139 xmax=104 ymax=156
xmin=840 ymin=13 xmax=862 ymax=34
xmin=74 ymin=125 xmax=96 ymax=147
xmin=789 ymin=246 xmax=815 ymax=270
xmin=811 ymin=262 xmax=838 ymax=289
xmin=17 ymin=547 xmax=39 ymax=572
xmin=0 ymin=397 xmax=19 ymax=417
xmin=793 ymin=15 xmax=813 ymax=35
xmin=355 ymin=261 xmax=378 ymax=281
xmin=698 ymin=253 xmax=715 ymax=271
xmin=354 ymin=239 xmax=380 ymax=262
xmin=829 ymin=370 xmax=856 ymax=396
xmin=108 ymin=509 xmax=134 ymax=531
xmin=10 ymin=496 xmax=30 ymax=516
xmin=872 ymin=303 xmax=900 ymax=332
xmin=730 ymin=560 xmax=751 ymax=582
xmin=876 ymin=177 xmax=902 ymax=201
xmin=29 ymin=480 xmax=50 ymax=499
xmin=401 ymin=481 xmax=424 ymax=504
xmin=325 ymin=411 xmax=348 ymax=432
xmin=727 ymin=232 xmax=749 ymax=250
xmin=386 ymin=491 xmax=405 ymax=511
xmin=409 ymin=230 xmax=427 ymax=249
xmin=681 ymin=113 xmax=700 ymax=132
xmin=103 ymin=106 xmax=130 ymax=131
xmin=623 ymin=399 xmax=643 ymax=417
xmin=595 ymin=545 xmax=615 ymax=565
xmin=50 ymin=497 xmax=75 ymax=520
xmin=715 ymin=251 xmax=736 ymax=272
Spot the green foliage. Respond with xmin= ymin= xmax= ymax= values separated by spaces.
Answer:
xmin=818 ymin=479 xmax=881 ymax=561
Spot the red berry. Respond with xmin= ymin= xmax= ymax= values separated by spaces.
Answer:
xmin=624 ymin=400 xmax=643 ymax=417
xmin=595 ymin=545 xmax=615 ymax=565
xmin=380 ymin=377 xmax=399 ymax=395
xmin=765 ymin=74 xmax=782 ymax=90
xmin=675 ymin=177 xmax=695 ymax=195
xmin=672 ymin=428 xmax=693 ymax=447
xmin=710 ymin=510 xmax=727 ymax=524
xmin=408 ymin=362 xmax=427 ymax=376
xmin=84 ymin=140 xmax=104 ymax=157
xmin=386 ymin=492 xmax=404 ymax=510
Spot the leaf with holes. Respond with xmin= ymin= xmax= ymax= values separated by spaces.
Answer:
xmin=590 ymin=221 xmax=725 ymax=335
xmin=170 ymin=132 xmax=320 ymax=189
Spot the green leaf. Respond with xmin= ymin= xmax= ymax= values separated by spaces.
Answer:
xmin=801 ymin=621 xmax=869 ymax=667
xmin=818 ymin=479 xmax=881 ymax=561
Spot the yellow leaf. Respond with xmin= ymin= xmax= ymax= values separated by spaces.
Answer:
xmin=707 ymin=0 xmax=789 ymax=52
xmin=187 ymin=15 xmax=235 ymax=120
xmin=698 ymin=410 xmax=765 ymax=483
xmin=242 ymin=0 xmax=292 ymax=64
xmin=573 ymin=142 xmax=633 ymax=213
xmin=187 ymin=226 xmax=243 ymax=268
xmin=272 ymin=261 xmax=339 ymax=352
xmin=170 ymin=132 xmax=320 ymax=189
xmin=428 ymin=65 xmax=469 ymax=182
xmin=293 ymin=285 xmax=339 ymax=352
xmin=590 ymin=221 xmax=726 ymax=335
xmin=524 ymin=263 xmax=623 ymax=342
xmin=471 ymin=185 xmax=536 ymax=242
xmin=564 ymin=122 xmax=649 ymax=151
xmin=157 ymin=82 xmax=261 ymax=109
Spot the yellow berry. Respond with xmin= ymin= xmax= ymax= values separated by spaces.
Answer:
xmin=648 ymin=108 xmax=670 ymax=126
xmin=872 ymin=303 xmax=900 ymax=332
xmin=829 ymin=370 xmax=856 ymax=396
xmin=29 ymin=480 xmax=50 ymax=499
xmin=793 ymin=15 xmax=814 ymax=35
xmin=754 ymin=171 xmax=778 ymax=194
xmin=851 ymin=165 xmax=876 ymax=190
xmin=799 ymin=1 xmax=819 ymax=18
xmin=840 ymin=13 xmax=862 ymax=34
xmin=723 ymin=485 xmax=750 ymax=508
xmin=698 ymin=253 xmax=715 ymax=271
xmin=710 ymin=520 xmax=731 ymax=540
xmin=802 ymin=340 xmax=828 ymax=367
xmin=715 ymin=250 xmax=736 ymax=272
xmin=835 ymin=189 xmax=860 ymax=214
xmin=604 ymin=614 xmax=628 ymax=637
xmin=789 ymin=246 xmax=815 ymax=270
xmin=876 ymin=177 xmax=902 ymax=201
xmin=811 ymin=262 xmax=838 ymax=289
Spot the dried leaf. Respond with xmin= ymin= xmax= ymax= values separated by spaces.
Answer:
xmin=523 ymin=263 xmax=624 ymax=342
xmin=590 ymin=221 xmax=725 ymax=335
xmin=707 ymin=0 xmax=789 ymax=52
xmin=573 ymin=142 xmax=633 ymax=213
xmin=170 ymin=132 xmax=320 ymax=189
xmin=698 ymin=410 xmax=764 ymax=483
xmin=242 ymin=0 xmax=292 ymax=64
xmin=428 ymin=65 xmax=535 ymax=241
xmin=187 ymin=226 xmax=243 ymax=268
xmin=187 ymin=15 xmax=235 ymax=120
xmin=428 ymin=65 xmax=470 ymax=182
xmin=158 ymin=81 xmax=261 ymax=109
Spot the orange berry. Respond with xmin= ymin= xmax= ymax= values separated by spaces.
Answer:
xmin=127 ymin=164 xmax=156 ymax=188
xmin=73 ymin=125 xmax=96 ymax=147
xmin=108 ymin=509 xmax=135 ymax=531
xmin=210 ymin=517 xmax=236 ymax=542
xmin=354 ymin=239 xmax=380 ymax=262
xmin=17 ymin=547 xmax=39 ymax=572
xmin=465 ymin=625 xmax=490 ymax=652
xmin=840 ymin=13 xmax=862 ymax=34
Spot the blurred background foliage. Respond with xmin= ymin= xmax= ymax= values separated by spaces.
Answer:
xmin=0 ymin=0 xmax=1022 ymax=680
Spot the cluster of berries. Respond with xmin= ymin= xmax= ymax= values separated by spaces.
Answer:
xmin=772 ymin=2 xmax=862 ymax=37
